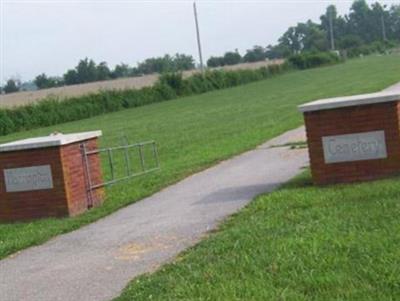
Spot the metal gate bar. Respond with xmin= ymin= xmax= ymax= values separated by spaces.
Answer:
xmin=81 ymin=143 xmax=94 ymax=208
xmin=82 ymin=140 xmax=160 ymax=192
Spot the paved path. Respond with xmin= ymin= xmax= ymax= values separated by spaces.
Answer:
xmin=385 ymin=81 xmax=400 ymax=92
xmin=0 ymin=127 xmax=308 ymax=301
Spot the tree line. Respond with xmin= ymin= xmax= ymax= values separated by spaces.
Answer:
xmin=268 ymin=0 xmax=399 ymax=58
xmin=1 ymin=54 xmax=195 ymax=93
xmin=206 ymin=0 xmax=399 ymax=67
xmin=206 ymin=46 xmax=266 ymax=67
xmin=1 ymin=0 xmax=399 ymax=94
xmin=41 ymin=53 xmax=194 ymax=89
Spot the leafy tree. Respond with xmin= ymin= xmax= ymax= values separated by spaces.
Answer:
xmin=63 ymin=69 xmax=79 ymax=85
xmin=34 ymin=73 xmax=63 ymax=89
xmin=207 ymin=50 xmax=242 ymax=67
xmin=347 ymin=0 xmax=370 ymax=40
xmin=173 ymin=53 xmax=195 ymax=71
xmin=388 ymin=5 xmax=400 ymax=40
xmin=96 ymin=62 xmax=111 ymax=81
xmin=338 ymin=34 xmax=363 ymax=49
xmin=223 ymin=51 xmax=241 ymax=65
xmin=207 ymin=56 xmax=225 ymax=67
xmin=265 ymin=44 xmax=291 ymax=59
xmin=3 ymin=79 xmax=20 ymax=94
xmin=243 ymin=46 xmax=266 ymax=62
xmin=112 ymin=63 xmax=131 ymax=78
xmin=137 ymin=56 xmax=171 ymax=74
xmin=63 ymin=58 xmax=111 ymax=84
xmin=130 ymin=67 xmax=140 ymax=76
xmin=136 ymin=53 xmax=195 ymax=74
xmin=320 ymin=5 xmax=348 ymax=49
xmin=35 ymin=74 xmax=50 ymax=89
xmin=370 ymin=3 xmax=389 ymax=41
xmin=278 ymin=27 xmax=302 ymax=55
xmin=299 ymin=21 xmax=328 ymax=51
xmin=278 ymin=21 xmax=328 ymax=55
xmin=76 ymin=58 xmax=98 ymax=83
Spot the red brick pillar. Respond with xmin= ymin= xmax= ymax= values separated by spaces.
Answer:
xmin=0 ymin=131 xmax=104 ymax=222
xmin=299 ymin=92 xmax=400 ymax=185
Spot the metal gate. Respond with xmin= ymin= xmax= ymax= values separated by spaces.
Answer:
xmin=81 ymin=139 xmax=160 ymax=207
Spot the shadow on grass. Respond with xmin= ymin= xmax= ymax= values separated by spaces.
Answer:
xmin=283 ymin=167 xmax=400 ymax=192
xmin=281 ymin=168 xmax=314 ymax=190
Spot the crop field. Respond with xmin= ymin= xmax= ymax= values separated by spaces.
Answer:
xmin=0 ymin=60 xmax=283 ymax=108
xmin=0 ymin=55 xmax=399 ymax=260
xmin=117 ymin=171 xmax=400 ymax=300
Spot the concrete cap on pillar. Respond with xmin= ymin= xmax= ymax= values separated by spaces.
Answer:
xmin=298 ymin=91 xmax=400 ymax=113
xmin=0 ymin=131 xmax=102 ymax=152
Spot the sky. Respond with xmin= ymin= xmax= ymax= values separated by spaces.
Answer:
xmin=0 ymin=0 xmax=398 ymax=84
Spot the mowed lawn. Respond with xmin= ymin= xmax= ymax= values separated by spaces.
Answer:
xmin=0 ymin=55 xmax=399 ymax=260
xmin=117 ymin=171 xmax=400 ymax=301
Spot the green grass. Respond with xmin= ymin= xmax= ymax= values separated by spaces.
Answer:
xmin=116 ymin=171 xmax=400 ymax=300
xmin=0 ymin=55 xmax=399 ymax=260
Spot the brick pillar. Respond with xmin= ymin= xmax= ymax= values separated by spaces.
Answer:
xmin=304 ymin=101 xmax=400 ymax=185
xmin=0 ymin=147 xmax=69 ymax=221
xmin=0 ymin=131 xmax=104 ymax=222
xmin=60 ymin=139 xmax=104 ymax=216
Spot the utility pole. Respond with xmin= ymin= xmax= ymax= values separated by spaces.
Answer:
xmin=328 ymin=8 xmax=335 ymax=51
xmin=193 ymin=2 xmax=204 ymax=72
xmin=381 ymin=14 xmax=387 ymax=41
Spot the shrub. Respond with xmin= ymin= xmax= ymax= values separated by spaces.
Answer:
xmin=345 ymin=41 xmax=397 ymax=58
xmin=0 ymin=63 xmax=292 ymax=136
xmin=203 ymin=70 xmax=227 ymax=90
xmin=184 ymin=73 xmax=213 ymax=94
xmin=158 ymin=73 xmax=186 ymax=96
xmin=0 ymin=111 xmax=15 ymax=135
xmin=288 ymin=52 xmax=340 ymax=70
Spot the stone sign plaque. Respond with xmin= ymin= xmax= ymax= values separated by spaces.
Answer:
xmin=322 ymin=131 xmax=387 ymax=164
xmin=4 ymin=165 xmax=53 ymax=192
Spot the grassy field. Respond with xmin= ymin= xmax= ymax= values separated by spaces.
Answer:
xmin=0 ymin=55 xmax=399 ymax=260
xmin=116 ymin=171 xmax=400 ymax=300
